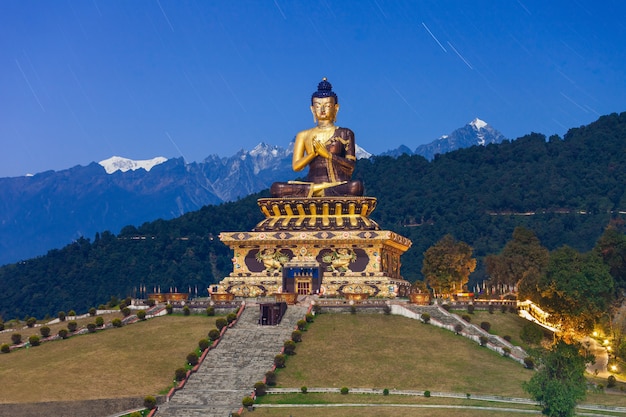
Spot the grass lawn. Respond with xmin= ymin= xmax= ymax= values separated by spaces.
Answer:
xmin=274 ymin=314 xmax=533 ymax=397
xmin=0 ymin=314 xmax=218 ymax=403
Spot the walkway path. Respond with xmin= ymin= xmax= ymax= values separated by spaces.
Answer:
xmin=155 ymin=301 xmax=308 ymax=417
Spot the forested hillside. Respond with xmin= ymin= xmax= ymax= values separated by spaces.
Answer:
xmin=1 ymin=112 xmax=625 ymax=320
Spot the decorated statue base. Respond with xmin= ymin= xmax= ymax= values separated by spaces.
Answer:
xmin=218 ymin=197 xmax=412 ymax=298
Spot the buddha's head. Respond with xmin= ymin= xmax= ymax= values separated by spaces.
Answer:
xmin=311 ymin=78 xmax=339 ymax=123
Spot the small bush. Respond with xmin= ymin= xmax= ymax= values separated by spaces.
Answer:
xmin=350 ymin=305 xmax=357 ymax=314
xmin=95 ymin=316 xmax=104 ymax=327
xmin=227 ymin=312 xmax=237 ymax=324
xmin=523 ymin=356 xmax=534 ymax=370
xmin=67 ymin=321 xmax=78 ymax=332
xmin=503 ymin=335 xmax=512 ymax=342
xmin=454 ymin=323 xmax=463 ymax=334
xmin=421 ymin=313 xmax=431 ymax=324
xmin=129 ymin=412 xmax=142 ymax=417
xmin=175 ymin=368 xmax=187 ymax=381
xmin=461 ymin=314 xmax=471 ymax=323
xmin=467 ymin=304 xmax=475 ymax=314
xmin=121 ymin=307 xmax=131 ymax=317
xmin=40 ymin=326 xmax=51 ymax=338
xmin=165 ymin=304 xmax=173 ymax=314
xmin=89 ymin=307 xmax=97 ymax=316
xmin=608 ymin=375 xmax=617 ymax=388
xmin=305 ymin=313 xmax=315 ymax=322
xmin=479 ymin=335 xmax=488 ymax=346
xmin=313 ymin=304 xmax=322 ymax=314
xmin=146 ymin=299 xmax=156 ymax=307
xmin=254 ymin=381 xmax=267 ymax=396
xmin=11 ymin=333 xmax=22 ymax=345
xmin=144 ymin=395 xmax=157 ymax=409
xmin=1 ymin=344 xmax=10 ymax=353
xmin=26 ymin=317 xmax=37 ymax=328
xmin=500 ymin=304 xmax=507 ymax=313
xmin=441 ymin=304 xmax=451 ymax=311
xmin=242 ymin=396 xmax=254 ymax=407
xmin=291 ymin=329 xmax=302 ymax=342
xmin=265 ymin=370 xmax=276 ymax=386
xmin=301 ymin=386 xmax=308 ymax=393
xmin=274 ymin=353 xmax=286 ymax=368
xmin=216 ymin=317 xmax=228 ymax=331
xmin=187 ymin=352 xmax=199 ymax=366
xmin=424 ymin=390 xmax=431 ymax=397
xmin=503 ymin=347 xmax=511 ymax=357
xmin=480 ymin=321 xmax=491 ymax=332
xmin=183 ymin=306 xmax=191 ymax=316
xmin=137 ymin=310 xmax=147 ymax=320
xmin=488 ymin=304 xmax=495 ymax=314
xmin=509 ymin=306 xmax=517 ymax=313
xmin=383 ymin=304 xmax=392 ymax=315
xmin=297 ymin=319 xmax=307 ymax=330
xmin=208 ymin=328 xmax=221 ymax=341
xmin=68 ymin=310 xmax=76 ymax=317
xmin=198 ymin=338 xmax=210 ymax=352
xmin=87 ymin=323 xmax=97 ymax=333
xmin=383 ymin=388 xmax=389 ymax=396
xmin=340 ymin=387 xmax=349 ymax=395
xmin=284 ymin=339 xmax=296 ymax=355
xmin=28 ymin=335 xmax=40 ymax=346
xmin=0 ymin=322 xmax=4 ymax=331
xmin=58 ymin=311 xmax=66 ymax=322
xmin=58 ymin=329 xmax=69 ymax=339
xmin=206 ymin=306 xmax=215 ymax=316
xmin=112 ymin=318 xmax=122 ymax=328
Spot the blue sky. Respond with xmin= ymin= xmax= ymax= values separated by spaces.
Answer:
xmin=1 ymin=0 xmax=625 ymax=178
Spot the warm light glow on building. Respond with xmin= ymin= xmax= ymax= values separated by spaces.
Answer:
xmin=604 ymin=339 xmax=610 ymax=345
xmin=593 ymin=331 xmax=598 ymax=337
xmin=611 ymin=365 xmax=618 ymax=372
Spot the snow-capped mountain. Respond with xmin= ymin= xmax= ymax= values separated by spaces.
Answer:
xmin=99 ymin=156 xmax=168 ymax=174
xmin=381 ymin=118 xmax=507 ymax=160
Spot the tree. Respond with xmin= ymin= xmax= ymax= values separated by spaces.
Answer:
xmin=538 ymin=246 xmax=614 ymax=335
xmin=486 ymin=227 xmax=549 ymax=295
xmin=594 ymin=225 xmax=626 ymax=290
xmin=422 ymin=234 xmax=476 ymax=296
xmin=523 ymin=340 xmax=590 ymax=417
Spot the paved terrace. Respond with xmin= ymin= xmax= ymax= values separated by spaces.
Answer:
xmin=155 ymin=300 xmax=309 ymax=417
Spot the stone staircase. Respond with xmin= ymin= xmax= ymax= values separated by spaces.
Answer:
xmin=156 ymin=302 xmax=308 ymax=417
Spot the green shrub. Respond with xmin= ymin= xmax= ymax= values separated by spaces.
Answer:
xmin=301 ymin=386 xmax=308 ymax=393
xmin=523 ymin=356 xmax=534 ymax=370
xmin=165 ymin=304 xmax=173 ymax=314
xmin=40 ymin=326 xmax=51 ymax=338
xmin=383 ymin=388 xmax=389 ymax=396
xmin=95 ymin=316 xmax=104 ymax=327
xmin=68 ymin=310 xmax=76 ymax=317
xmin=121 ymin=307 xmax=131 ymax=317
xmin=227 ymin=312 xmax=237 ymax=324
xmin=89 ymin=307 xmax=97 ymax=316
xmin=383 ymin=304 xmax=392 ymax=315
xmin=480 ymin=321 xmax=491 ymax=332
xmin=206 ymin=306 xmax=215 ymax=316
xmin=424 ymin=390 xmax=431 ymax=397
xmin=503 ymin=335 xmax=512 ymax=342
xmin=467 ymin=304 xmax=475 ymax=314
xmin=67 ymin=321 xmax=78 ymax=332
xmin=216 ymin=317 xmax=228 ymax=331
xmin=479 ymin=335 xmax=488 ymax=346
xmin=98 ymin=304 xmax=107 ymax=310
xmin=291 ymin=329 xmax=302 ymax=342
xmin=305 ymin=313 xmax=315 ymax=322
xmin=11 ymin=333 xmax=22 ymax=345
xmin=283 ymin=340 xmax=296 ymax=355
xmin=502 ymin=347 xmax=511 ymax=357
xmin=313 ymin=304 xmax=322 ymax=314
xmin=129 ymin=412 xmax=142 ymax=417
xmin=509 ymin=306 xmax=517 ymax=313
xmin=454 ymin=323 xmax=463 ymax=334
xmin=0 ymin=322 xmax=4 ymax=331
xmin=297 ymin=319 xmax=307 ymax=330
xmin=350 ymin=305 xmax=357 ymax=314
xmin=488 ymin=304 xmax=495 ymax=314
xmin=112 ymin=318 xmax=122 ymax=328
xmin=242 ymin=396 xmax=254 ymax=407
xmin=58 ymin=329 xmax=69 ymax=339
xmin=198 ymin=338 xmax=210 ymax=352
xmin=340 ymin=387 xmax=349 ymax=395
xmin=421 ymin=313 xmax=431 ymax=324
xmin=461 ymin=314 xmax=471 ymax=322
xmin=500 ymin=304 xmax=507 ymax=313
xmin=87 ymin=323 xmax=97 ymax=333
xmin=441 ymin=304 xmax=450 ymax=311
xmin=58 ymin=311 xmax=66 ymax=322
xmin=28 ymin=335 xmax=40 ymax=346
xmin=146 ymin=299 xmax=156 ymax=307
xmin=208 ymin=328 xmax=221 ymax=341
xmin=265 ymin=370 xmax=276 ymax=386
xmin=1 ymin=344 xmax=10 ymax=353
xmin=274 ymin=353 xmax=286 ymax=368
xmin=254 ymin=381 xmax=267 ymax=396
xmin=608 ymin=375 xmax=617 ymax=388
xmin=143 ymin=395 xmax=157 ymax=409
xmin=137 ymin=310 xmax=147 ymax=320
xmin=183 ymin=306 xmax=191 ymax=316
xmin=26 ymin=317 xmax=37 ymax=328
xmin=187 ymin=352 xmax=199 ymax=366
xmin=175 ymin=367 xmax=187 ymax=381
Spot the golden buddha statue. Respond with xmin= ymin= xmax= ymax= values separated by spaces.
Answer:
xmin=270 ymin=78 xmax=364 ymax=198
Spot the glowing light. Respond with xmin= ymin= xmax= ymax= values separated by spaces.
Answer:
xmin=604 ymin=339 xmax=610 ymax=345
xmin=593 ymin=331 xmax=598 ymax=337
xmin=607 ymin=346 xmax=612 ymax=352
xmin=611 ymin=365 xmax=618 ymax=372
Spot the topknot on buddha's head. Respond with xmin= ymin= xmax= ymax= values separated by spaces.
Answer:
xmin=311 ymin=77 xmax=338 ymax=104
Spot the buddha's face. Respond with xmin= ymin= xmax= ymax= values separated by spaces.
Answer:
xmin=311 ymin=96 xmax=339 ymax=122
